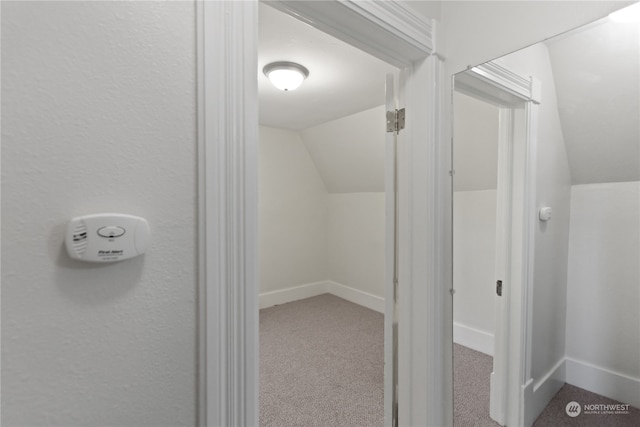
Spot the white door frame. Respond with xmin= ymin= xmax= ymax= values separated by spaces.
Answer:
xmin=386 ymin=72 xmax=400 ymax=426
xmin=454 ymin=60 xmax=541 ymax=427
xmin=196 ymin=1 xmax=448 ymax=426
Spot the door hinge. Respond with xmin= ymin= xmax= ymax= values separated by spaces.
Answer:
xmin=386 ymin=108 xmax=406 ymax=133
xmin=496 ymin=280 xmax=503 ymax=296
xmin=393 ymin=277 xmax=399 ymax=302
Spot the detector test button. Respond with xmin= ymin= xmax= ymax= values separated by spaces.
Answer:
xmin=97 ymin=226 xmax=126 ymax=238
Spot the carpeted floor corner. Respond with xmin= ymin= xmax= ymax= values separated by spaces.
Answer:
xmin=533 ymin=384 xmax=640 ymax=427
xmin=261 ymin=295 xmax=639 ymax=427
xmin=260 ymin=294 xmax=384 ymax=427
xmin=454 ymin=343 xmax=500 ymax=427
xmin=454 ymin=344 xmax=640 ymax=427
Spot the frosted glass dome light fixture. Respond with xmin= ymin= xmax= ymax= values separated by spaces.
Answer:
xmin=263 ymin=62 xmax=309 ymax=91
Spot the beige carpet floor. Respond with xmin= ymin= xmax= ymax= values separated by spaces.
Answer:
xmin=261 ymin=294 xmax=639 ymax=427
xmin=533 ymin=383 xmax=640 ymax=427
xmin=454 ymin=343 xmax=499 ymax=427
xmin=455 ymin=344 xmax=640 ymax=427
xmin=260 ymin=294 xmax=384 ymax=427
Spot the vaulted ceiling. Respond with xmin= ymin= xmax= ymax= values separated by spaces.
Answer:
xmin=259 ymin=4 xmax=639 ymax=190
xmin=258 ymin=3 xmax=396 ymax=131
xmin=546 ymin=18 xmax=639 ymax=185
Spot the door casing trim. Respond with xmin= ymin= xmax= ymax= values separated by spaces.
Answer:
xmin=197 ymin=1 xmax=445 ymax=425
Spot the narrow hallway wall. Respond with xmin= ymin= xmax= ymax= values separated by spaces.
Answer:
xmin=453 ymin=190 xmax=497 ymax=355
xmin=565 ymin=181 xmax=640 ymax=407
xmin=452 ymin=91 xmax=500 ymax=355
xmin=328 ymin=193 xmax=385 ymax=298
xmin=302 ymin=106 xmax=386 ymax=303
xmin=499 ymin=42 xmax=572 ymax=388
xmin=259 ymin=107 xmax=386 ymax=309
xmin=259 ymin=126 xmax=329 ymax=296
xmin=2 ymin=2 xmax=197 ymax=425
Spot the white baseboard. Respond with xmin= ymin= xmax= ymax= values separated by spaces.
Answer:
xmin=259 ymin=281 xmax=328 ymax=309
xmin=523 ymin=358 xmax=566 ymax=427
xmin=326 ymin=281 xmax=385 ymax=313
xmin=453 ymin=322 xmax=494 ymax=356
xmin=521 ymin=357 xmax=640 ymax=425
xmin=259 ymin=280 xmax=385 ymax=313
xmin=565 ymin=357 xmax=640 ymax=409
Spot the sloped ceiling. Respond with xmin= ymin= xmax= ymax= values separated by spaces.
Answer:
xmin=300 ymin=106 xmax=386 ymax=193
xmin=546 ymin=18 xmax=639 ymax=184
xmin=454 ymin=17 xmax=639 ymax=190
xmin=260 ymin=4 xmax=639 ymax=193
xmin=259 ymin=3 xmax=393 ymax=193
xmin=258 ymin=3 xmax=396 ymax=131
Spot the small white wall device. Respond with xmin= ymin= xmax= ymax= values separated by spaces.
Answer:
xmin=539 ymin=207 xmax=553 ymax=221
xmin=66 ymin=213 xmax=150 ymax=262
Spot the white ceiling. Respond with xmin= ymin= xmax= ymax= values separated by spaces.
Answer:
xmin=260 ymin=4 xmax=639 ymax=188
xmin=258 ymin=3 xmax=397 ymax=130
xmin=454 ymin=17 xmax=639 ymax=190
xmin=546 ymin=18 xmax=639 ymax=184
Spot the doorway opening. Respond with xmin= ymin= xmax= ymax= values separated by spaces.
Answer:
xmin=451 ymin=89 xmax=501 ymax=424
xmin=453 ymin=62 xmax=539 ymax=426
xmin=197 ymin=1 xmax=438 ymax=424
xmin=257 ymin=3 xmax=398 ymax=425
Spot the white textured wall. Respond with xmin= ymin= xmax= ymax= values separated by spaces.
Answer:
xmin=499 ymin=43 xmax=572 ymax=383
xmin=452 ymin=90 xmax=498 ymax=353
xmin=299 ymin=105 xmax=385 ymax=194
xmin=453 ymin=190 xmax=497 ymax=335
xmin=442 ymin=2 xmax=622 ymax=384
xmin=566 ymin=182 xmax=640 ymax=379
xmin=259 ymin=126 xmax=329 ymax=293
xmin=328 ymin=193 xmax=385 ymax=298
xmin=453 ymin=92 xmax=500 ymax=192
xmin=1 ymin=2 xmax=197 ymax=426
xmin=445 ymin=4 xmax=638 ymax=415
xmin=260 ymin=105 xmax=387 ymax=302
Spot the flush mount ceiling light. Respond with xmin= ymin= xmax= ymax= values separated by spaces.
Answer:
xmin=263 ymin=62 xmax=309 ymax=91
xmin=609 ymin=2 xmax=640 ymax=23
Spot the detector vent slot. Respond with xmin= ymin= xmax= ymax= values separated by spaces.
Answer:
xmin=71 ymin=221 xmax=88 ymax=256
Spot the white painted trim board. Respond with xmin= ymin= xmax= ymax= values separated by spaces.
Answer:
xmin=523 ymin=358 xmax=565 ymax=427
xmin=259 ymin=280 xmax=385 ymax=314
xmin=565 ymin=357 xmax=640 ymax=409
xmin=200 ymin=1 xmax=440 ymax=425
xmin=453 ymin=322 xmax=494 ymax=356
xmin=521 ymin=356 xmax=640 ymax=425
xmin=259 ymin=281 xmax=328 ymax=309
xmin=327 ymin=281 xmax=385 ymax=313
